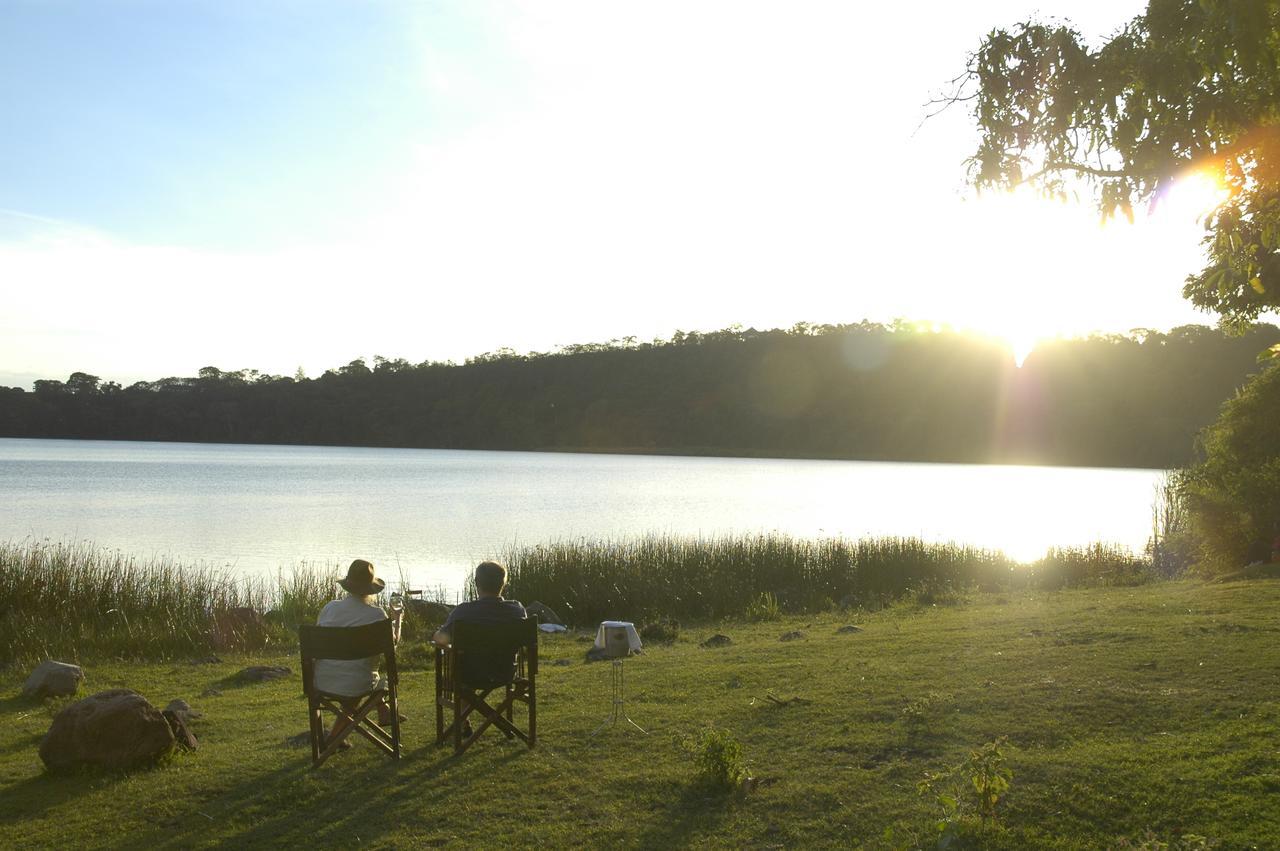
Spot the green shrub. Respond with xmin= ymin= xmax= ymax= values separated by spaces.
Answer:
xmin=918 ymin=737 xmax=1013 ymax=844
xmin=683 ymin=727 xmax=749 ymax=791
xmin=745 ymin=591 xmax=782 ymax=621
xmin=1181 ymin=363 xmax=1280 ymax=573
xmin=901 ymin=692 xmax=955 ymax=744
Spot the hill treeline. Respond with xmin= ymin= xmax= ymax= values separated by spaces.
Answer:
xmin=3 ymin=322 xmax=1277 ymax=468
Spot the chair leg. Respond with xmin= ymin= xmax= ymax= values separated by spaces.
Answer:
xmin=389 ymin=691 xmax=401 ymax=760
xmin=529 ymin=687 xmax=537 ymax=748
xmin=453 ymin=695 xmax=463 ymax=755
xmin=309 ymin=704 xmax=323 ymax=766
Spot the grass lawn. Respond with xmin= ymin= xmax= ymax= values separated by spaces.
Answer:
xmin=2 ymin=579 xmax=1279 ymax=849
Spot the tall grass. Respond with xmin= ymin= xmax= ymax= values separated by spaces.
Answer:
xmin=504 ymin=534 xmax=1157 ymax=627
xmin=3 ymin=533 xmax=1160 ymax=665
xmin=0 ymin=541 xmax=337 ymax=667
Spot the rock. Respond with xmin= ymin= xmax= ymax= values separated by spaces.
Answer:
xmin=552 ymin=658 xmax=573 ymax=667
xmin=525 ymin=601 xmax=565 ymax=626
xmin=164 ymin=699 xmax=203 ymax=722
xmin=639 ymin=619 xmax=680 ymax=644
xmin=700 ymin=634 xmax=733 ymax=649
xmin=162 ymin=710 xmax=199 ymax=751
xmin=284 ymin=731 xmax=312 ymax=748
xmin=22 ymin=661 xmax=84 ymax=699
xmin=407 ymin=599 xmax=453 ymax=623
xmin=779 ymin=631 xmax=806 ymax=642
xmin=210 ymin=607 xmax=268 ymax=651
xmin=200 ymin=688 xmax=223 ymax=698
xmin=190 ymin=655 xmax=222 ymax=666
xmin=836 ymin=625 xmax=864 ymax=635
xmin=585 ymin=646 xmax=611 ymax=663
xmin=236 ymin=665 xmax=291 ymax=684
xmin=39 ymin=689 xmax=175 ymax=772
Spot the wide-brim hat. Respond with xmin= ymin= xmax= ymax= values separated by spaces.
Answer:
xmin=338 ymin=559 xmax=385 ymax=595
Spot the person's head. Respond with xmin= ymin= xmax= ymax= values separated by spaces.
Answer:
xmin=338 ymin=558 xmax=385 ymax=601
xmin=474 ymin=560 xmax=507 ymax=597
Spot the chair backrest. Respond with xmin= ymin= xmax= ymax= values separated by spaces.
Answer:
xmin=300 ymin=619 xmax=397 ymax=695
xmin=452 ymin=619 xmax=537 ymax=688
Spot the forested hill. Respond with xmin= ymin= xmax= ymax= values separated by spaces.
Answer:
xmin=3 ymin=322 xmax=1277 ymax=468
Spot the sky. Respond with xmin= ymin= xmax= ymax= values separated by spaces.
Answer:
xmin=0 ymin=0 xmax=1257 ymax=389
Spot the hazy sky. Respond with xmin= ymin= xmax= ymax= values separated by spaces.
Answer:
xmin=0 ymin=0 xmax=1253 ymax=389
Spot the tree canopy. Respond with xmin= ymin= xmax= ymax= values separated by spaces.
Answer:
xmin=964 ymin=0 xmax=1280 ymax=323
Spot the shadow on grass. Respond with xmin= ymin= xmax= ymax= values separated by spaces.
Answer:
xmin=0 ymin=730 xmax=44 ymax=758
xmin=120 ymin=739 xmax=536 ymax=849
xmin=0 ymin=763 xmax=148 ymax=826
xmin=629 ymin=782 xmax=739 ymax=848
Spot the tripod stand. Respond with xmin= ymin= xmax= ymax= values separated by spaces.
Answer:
xmin=590 ymin=657 xmax=646 ymax=735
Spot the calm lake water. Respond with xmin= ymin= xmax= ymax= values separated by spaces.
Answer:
xmin=1 ymin=438 xmax=1166 ymax=596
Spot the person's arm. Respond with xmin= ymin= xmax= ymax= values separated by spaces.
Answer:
xmin=390 ymin=606 xmax=403 ymax=644
xmin=432 ymin=607 xmax=456 ymax=648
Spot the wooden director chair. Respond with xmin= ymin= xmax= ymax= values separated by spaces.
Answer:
xmin=300 ymin=619 xmax=401 ymax=768
xmin=435 ymin=618 xmax=537 ymax=755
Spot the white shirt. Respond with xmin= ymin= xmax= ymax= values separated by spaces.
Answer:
xmin=313 ymin=595 xmax=388 ymax=697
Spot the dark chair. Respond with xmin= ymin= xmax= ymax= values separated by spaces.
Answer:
xmin=300 ymin=619 xmax=400 ymax=768
xmin=435 ymin=618 xmax=537 ymax=755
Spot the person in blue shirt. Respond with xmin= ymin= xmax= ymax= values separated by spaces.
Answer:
xmin=433 ymin=560 xmax=527 ymax=647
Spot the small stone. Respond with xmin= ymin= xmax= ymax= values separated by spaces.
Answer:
xmin=200 ymin=688 xmax=223 ymax=698
xmin=164 ymin=699 xmax=203 ymax=721
xmin=779 ymin=631 xmax=806 ymax=642
xmin=235 ymin=665 xmax=291 ymax=684
xmin=585 ymin=646 xmax=610 ymax=663
xmin=284 ymin=731 xmax=312 ymax=748
xmin=836 ymin=625 xmax=863 ymax=635
xmin=163 ymin=710 xmax=199 ymax=751
xmin=552 ymin=658 xmax=573 ymax=667
xmin=23 ymin=661 xmax=85 ymax=699
xmin=700 ymin=634 xmax=732 ymax=649
xmin=190 ymin=655 xmax=222 ymax=666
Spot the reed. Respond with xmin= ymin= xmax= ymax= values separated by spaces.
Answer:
xmin=1 ymin=533 xmax=1160 ymax=665
xmin=0 ymin=540 xmax=337 ymax=666
xmin=504 ymin=534 xmax=1158 ymax=626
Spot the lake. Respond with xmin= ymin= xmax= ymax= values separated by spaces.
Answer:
xmin=0 ymin=438 xmax=1166 ymax=597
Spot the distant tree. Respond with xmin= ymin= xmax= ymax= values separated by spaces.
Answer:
xmin=65 ymin=372 xmax=101 ymax=395
xmin=961 ymin=0 xmax=1280 ymax=323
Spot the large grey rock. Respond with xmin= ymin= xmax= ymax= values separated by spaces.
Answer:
xmin=39 ymin=689 xmax=175 ymax=772
xmin=525 ymin=601 xmax=565 ymax=626
xmin=210 ymin=607 xmax=268 ymax=651
xmin=407 ymin=599 xmax=452 ymax=623
xmin=22 ymin=661 xmax=84 ymax=699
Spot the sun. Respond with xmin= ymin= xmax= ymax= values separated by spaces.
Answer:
xmin=1157 ymin=169 xmax=1230 ymax=222
xmin=1007 ymin=332 xmax=1039 ymax=368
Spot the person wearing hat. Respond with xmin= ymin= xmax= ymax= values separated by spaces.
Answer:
xmin=315 ymin=559 xmax=403 ymax=729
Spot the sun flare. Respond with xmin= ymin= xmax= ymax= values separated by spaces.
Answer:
xmin=1157 ymin=169 xmax=1230 ymax=221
